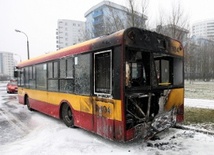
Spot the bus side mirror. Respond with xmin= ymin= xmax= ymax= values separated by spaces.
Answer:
xmin=14 ymin=71 xmax=18 ymax=78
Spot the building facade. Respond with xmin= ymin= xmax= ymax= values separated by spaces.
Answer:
xmin=0 ymin=52 xmax=14 ymax=79
xmin=84 ymin=1 xmax=147 ymax=39
xmin=56 ymin=19 xmax=85 ymax=50
xmin=192 ymin=19 xmax=214 ymax=41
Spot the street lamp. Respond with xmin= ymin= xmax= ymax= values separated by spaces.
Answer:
xmin=15 ymin=29 xmax=30 ymax=59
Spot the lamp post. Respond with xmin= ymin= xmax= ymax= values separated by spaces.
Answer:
xmin=15 ymin=29 xmax=30 ymax=59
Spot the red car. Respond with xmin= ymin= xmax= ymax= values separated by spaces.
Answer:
xmin=6 ymin=80 xmax=18 ymax=93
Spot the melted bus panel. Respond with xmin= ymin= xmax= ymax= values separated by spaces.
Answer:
xmin=124 ymin=28 xmax=184 ymax=140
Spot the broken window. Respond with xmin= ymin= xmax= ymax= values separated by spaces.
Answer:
xmin=126 ymin=50 xmax=150 ymax=87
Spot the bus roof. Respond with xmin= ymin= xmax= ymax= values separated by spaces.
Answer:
xmin=16 ymin=27 xmax=183 ymax=68
xmin=17 ymin=29 xmax=125 ymax=68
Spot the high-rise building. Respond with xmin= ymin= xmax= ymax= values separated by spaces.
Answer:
xmin=84 ymin=1 xmax=147 ymax=39
xmin=192 ymin=19 xmax=214 ymax=41
xmin=56 ymin=19 xmax=85 ymax=50
xmin=0 ymin=52 xmax=14 ymax=78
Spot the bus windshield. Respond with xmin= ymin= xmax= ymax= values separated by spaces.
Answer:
xmin=126 ymin=50 xmax=183 ymax=88
xmin=126 ymin=50 xmax=151 ymax=87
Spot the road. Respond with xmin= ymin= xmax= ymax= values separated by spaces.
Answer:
xmin=0 ymin=82 xmax=64 ymax=146
xmin=0 ymin=83 xmax=32 ymax=145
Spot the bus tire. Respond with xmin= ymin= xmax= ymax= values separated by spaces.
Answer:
xmin=25 ymin=96 xmax=33 ymax=111
xmin=61 ymin=103 xmax=74 ymax=128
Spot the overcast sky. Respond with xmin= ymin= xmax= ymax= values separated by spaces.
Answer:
xmin=0 ymin=0 xmax=214 ymax=62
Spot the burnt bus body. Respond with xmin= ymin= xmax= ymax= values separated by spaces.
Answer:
xmin=123 ymin=28 xmax=184 ymax=140
xmin=15 ymin=27 xmax=184 ymax=141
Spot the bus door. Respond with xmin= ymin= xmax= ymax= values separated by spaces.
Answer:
xmin=93 ymin=50 xmax=114 ymax=139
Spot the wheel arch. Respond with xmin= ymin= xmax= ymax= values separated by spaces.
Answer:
xmin=60 ymin=100 xmax=76 ymax=128
xmin=24 ymin=94 xmax=29 ymax=105
xmin=59 ymin=100 xmax=73 ymax=120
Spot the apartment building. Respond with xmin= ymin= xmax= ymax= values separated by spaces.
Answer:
xmin=56 ymin=19 xmax=85 ymax=50
xmin=84 ymin=1 xmax=147 ymax=39
xmin=0 ymin=52 xmax=14 ymax=78
xmin=192 ymin=19 xmax=214 ymax=41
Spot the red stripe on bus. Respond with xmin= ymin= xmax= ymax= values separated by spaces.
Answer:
xmin=18 ymin=94 xmax=125 ymax=141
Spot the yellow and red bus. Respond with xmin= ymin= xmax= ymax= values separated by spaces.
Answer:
xmin=15 ymin=27 xmax=184 ymax=141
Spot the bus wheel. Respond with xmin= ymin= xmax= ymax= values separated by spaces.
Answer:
xmin=61 ymin=103 xmax=74 ymax=128
xmin=26 ymin=96 xmax=33 ymax=111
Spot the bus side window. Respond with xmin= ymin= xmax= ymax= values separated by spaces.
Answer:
xmin=94 ymin=50 xmax=112 ymax=96
xmin=74 ymin=54 xmax=91 ymax=95
xmin=155 ymin=59 xmax=171 ymax=85
xmin=36 ymin=64 xmax=47 ymax=90
xmin=126 ymin=50 xmax=149 ymax=87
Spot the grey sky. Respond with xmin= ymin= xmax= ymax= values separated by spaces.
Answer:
xmin=0 ymin=0 xmax=214 ymax=62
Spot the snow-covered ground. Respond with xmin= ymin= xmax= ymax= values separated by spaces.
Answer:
xmin=185 ymin=98 xmax=214 ymax=109
xmin=0 ymin=82 xmax=214 ymax=155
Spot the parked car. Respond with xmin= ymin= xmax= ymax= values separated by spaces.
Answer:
xmin=6 ymin=80 xmax=18 ymax=93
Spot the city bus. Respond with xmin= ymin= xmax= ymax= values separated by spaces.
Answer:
xmin=15 ymin=27 xmax=184 ymax=142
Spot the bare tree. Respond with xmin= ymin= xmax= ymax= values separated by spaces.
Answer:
xmin=156 ymin=0 xmax=189 ymax=43
xmin=184 ymin=39 xmax=198 ymax=82
xmin=141 ymin=0 xmax=149 ymax=28
xmin=78 ymin=23 xmax=94 ymax=42
xmin=155 ymin=6 xmax=166 ymax=33
xmin=126 ymin=0 xmax=147 ymax=28
xmin=104 ymin=7 xmax=125 ymax=34
xmin=168 ymin=1 xmax=189 ymax=40
xmin=185 ymin=37 xmax=214 ymax=81
xmin=141 ymin=0 xmax=148 ymax=15
xmin=155 ymin=0 xmax=197 ymax=82
xmin=83 ymin=0 xmax=148 ymax=40
xmin=199 ymin=40 xmax=214 ymax=81
xmin=127 ymin=0 xmax=136 ymax=27
xmin=210 ymin=43 xmax=214 ymax=78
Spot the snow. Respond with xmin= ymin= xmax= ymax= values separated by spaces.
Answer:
xmin=0 ymin=82 xmax=214 ymax=155
xmin=1 ymin=119 xmax=214 ymax=155
xmin=185 ymin=98 xmax=214 ymax=109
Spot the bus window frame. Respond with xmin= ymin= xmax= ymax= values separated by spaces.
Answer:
xmin=47 ymin=60 xmax=59 ymax=92
xmin=94 ymin=50 xmax=112 ymax=97
xmin=154 ymin=56 xmax=173 ymax=86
